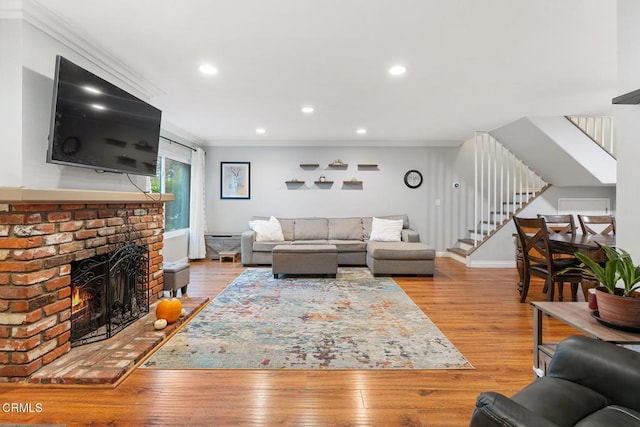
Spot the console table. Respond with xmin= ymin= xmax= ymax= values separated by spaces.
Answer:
xmin=205 ymin=234 xmax=241 ymax=260
xmin=531 ymin=301 xmax=640 ymax=377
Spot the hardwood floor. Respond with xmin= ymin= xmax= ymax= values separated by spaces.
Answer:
xmin=0 ymin=258 xmax=580 ymax=426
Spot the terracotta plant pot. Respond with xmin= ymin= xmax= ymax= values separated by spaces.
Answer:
xmin=595 ymin=286 xmax=640 ymax=328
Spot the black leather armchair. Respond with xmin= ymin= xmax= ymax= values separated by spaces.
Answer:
xmin=470 ymin=335 xmax=640 ymax=426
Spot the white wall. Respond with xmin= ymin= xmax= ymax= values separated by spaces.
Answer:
xmin=19 ymin=21 xmax=149 ymax=191
xmin=616 ymin=0 xmax=640 ymax=260
xmin=491 ymin=117 xmax=617 ymax=186
xmin=1 ymin=17 xmax=23 ymax=187
xmin=163 ymin=232 xmax=189 ymax=263
xmin=205 ymin=145 xmax=471 ymax=252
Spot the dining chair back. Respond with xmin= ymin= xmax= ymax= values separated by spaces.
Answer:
xmin=577 ymin=215 xmax=616 ymax=235
xmin=513 ymin=216 xmax=581 ymax=303
xmin=537 ymin=214 xmax=576 ymax=235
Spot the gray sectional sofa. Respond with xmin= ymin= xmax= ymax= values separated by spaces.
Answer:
xmin=241 ymin=215 xmax=436 ymax=275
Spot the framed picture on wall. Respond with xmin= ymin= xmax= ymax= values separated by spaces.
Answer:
xmin=220 ymin=162 xmax=251 ymax=199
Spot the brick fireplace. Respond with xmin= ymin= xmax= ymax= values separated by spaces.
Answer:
xmin=0 ymin=192 xmax=166 ymax=382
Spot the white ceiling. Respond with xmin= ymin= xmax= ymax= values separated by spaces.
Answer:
xmin=33 ymin=0 xmax=617 ymax=145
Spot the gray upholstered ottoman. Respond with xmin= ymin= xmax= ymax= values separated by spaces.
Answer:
xmin=163 ymin=262 xmax=190 ymax=297
xmin=272 ymin=244 xmax=338 ymax=278
xmin=366 ymin=242 xmax=435 ymax=276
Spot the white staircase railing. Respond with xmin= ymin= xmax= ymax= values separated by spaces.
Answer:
xmin=566 ymin=115 xmax=617 ymax=158
xmin=472 ymin=132 xmax=547 ymax=246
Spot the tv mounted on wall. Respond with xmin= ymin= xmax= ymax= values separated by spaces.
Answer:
xmin=47 ymin=55 xmax=162 ymax=177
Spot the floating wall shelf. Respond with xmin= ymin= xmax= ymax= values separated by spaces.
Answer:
xmin=343 ymin=180 xmax=363 ymax=185
xmin=299 ymin=163 xmax=319 ymax=169
xmin=357 ymin=164 xmax=378 ymax=170
xmin=328 ymin=162 xmax=348 ymax=168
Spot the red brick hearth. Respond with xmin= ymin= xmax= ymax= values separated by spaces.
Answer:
xmin=0 ymin=201 xmax=166 ymax=382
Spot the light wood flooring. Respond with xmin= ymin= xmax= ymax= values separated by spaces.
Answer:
xmin=0 ymin=258 xmax=579 ymax=426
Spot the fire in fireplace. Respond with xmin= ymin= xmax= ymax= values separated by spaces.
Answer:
xmin=70 ymin=242 xmax=150 ymax=347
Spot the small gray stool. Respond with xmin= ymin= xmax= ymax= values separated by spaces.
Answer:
xmin=163 ymin=262 xmax=190 ymax=297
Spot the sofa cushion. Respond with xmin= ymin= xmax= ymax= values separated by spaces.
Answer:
xmin=253 ymin=241 xmax=291 ymax=252
xmin=370 ymin=217 xmax=403 ymax=242
xmin=576 ymin=405 xmax=640 ymax=427
xmin=294 ymin=218 xmax=328 ymax=240
xmin=273 ymin=244 xmax=337 ymax=254
xmin=328 ymin=217 xmax=364 ymax=241
xmin=362 ymin=217 xmax=373 ymax=240
xmin=367 ymin=242 xmax=435 ymax=260
xmin=511 ymin=377 xmax=608 ymax=427
xmin=276 ymin=218 xmax=295 ymax=241
xmin=292 ymin=240 xmax=329 ymax=246
xmin=248 ymin=216 xmax=284 ymax=242
xmin=328 ymin=240 xmax=367 ymax=252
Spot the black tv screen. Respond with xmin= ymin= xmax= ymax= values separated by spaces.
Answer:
xmin=47 ymin=55 xmax=162 ymax=177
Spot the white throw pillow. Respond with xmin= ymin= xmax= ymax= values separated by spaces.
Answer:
xmin=248 ymin=216 xmax=284 ymax=242
xmin=369 ymin=217 xmax=403 ymax=242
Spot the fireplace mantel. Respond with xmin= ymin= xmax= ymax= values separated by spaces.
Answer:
xmin=0 ymin=187 xmax=174 ymax=203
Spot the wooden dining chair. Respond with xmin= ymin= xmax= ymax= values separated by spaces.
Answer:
xmin=513 ymin=216 xmax=582 ymax=303
xmin=537 ymin=214 xmax=576 ymax=235
xmin=578 ymin=215 xmax=616 ymax=235
xmin=537 ymin=214 xmax=577 ymax=259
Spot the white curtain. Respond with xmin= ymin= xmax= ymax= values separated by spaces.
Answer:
xmin=188 ymin=147 xmax=207 ymax=259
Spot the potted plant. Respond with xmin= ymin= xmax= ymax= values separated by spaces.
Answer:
xmin=570 ymin=244 xmax=640 ymax=328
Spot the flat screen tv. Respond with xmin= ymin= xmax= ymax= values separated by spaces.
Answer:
xmin=47 ymin=55 xmax=162 ymax=177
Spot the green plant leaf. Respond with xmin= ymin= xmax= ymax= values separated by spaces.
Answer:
xmin=568 ymin=247 xmax=619 ymax=293
xmin=558 ymin=243 xmax=640 ymax=296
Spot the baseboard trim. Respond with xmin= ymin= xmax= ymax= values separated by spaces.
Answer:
xmin=467 ymin=260 xmax=516 ymax=268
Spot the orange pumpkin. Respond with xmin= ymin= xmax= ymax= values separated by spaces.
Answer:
xmin=155 ymin=298 xmax=183 ymax=324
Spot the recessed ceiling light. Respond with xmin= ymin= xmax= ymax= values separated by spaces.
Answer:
xmin=356 ymin=128 xmax=367 ymax=135
xmin=301 ymin=106 xmax=314 ymax=114
xmin=83 ymin=86 xmax=102 ymax=95
xmin=256 ymin=127 xmax=266 ymax=134
xmin=199 ymin=64 xmax=218 ymax=75
xmin=388 ymin=65 xmax=407 ymax=76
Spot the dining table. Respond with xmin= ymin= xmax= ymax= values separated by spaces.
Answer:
xmin=515 ymin=233 xmax=616 ymax=301
xmin=547 ymin=233 xmax=616 ymax=261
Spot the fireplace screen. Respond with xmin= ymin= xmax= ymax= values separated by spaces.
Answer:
xmin=70 ymin=242 xmax=149 ymax=347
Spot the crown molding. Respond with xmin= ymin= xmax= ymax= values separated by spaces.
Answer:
xmin=23 ymin=0 xmax=165 ymax=100
xmin=161 ymin=120 xmax=207 ymax=148
xmin=0 ymin=0 xmax=22 ymax=19
xmin=203 ymin=139 xmax=463 ymax=147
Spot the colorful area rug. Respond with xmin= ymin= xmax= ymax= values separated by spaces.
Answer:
xmin=141 ymin=268 xmax=472 ymax=370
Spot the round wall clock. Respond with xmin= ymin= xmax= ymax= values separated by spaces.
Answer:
xmin=404 ymin=170 xmax=423 ymax=188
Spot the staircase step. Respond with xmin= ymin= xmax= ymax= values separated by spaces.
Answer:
xmin=448 ymin=247 xmax=470 ymax=257
xmin=468 ymin=229 xmax=491 ymax=235
xmin=458 ymin=238 xmax=475 ymax=251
